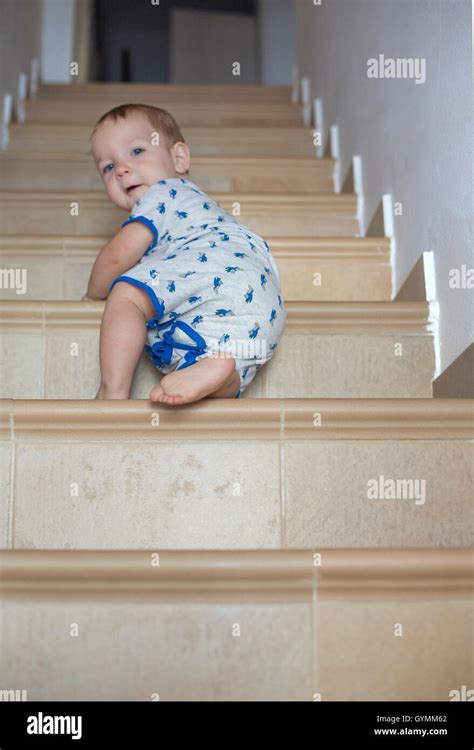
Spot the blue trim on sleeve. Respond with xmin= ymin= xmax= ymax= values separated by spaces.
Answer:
xmin=108 ymin=276 xmax=165 ymax=320
xmin=121 ymin=216 xmax=158 ymax=251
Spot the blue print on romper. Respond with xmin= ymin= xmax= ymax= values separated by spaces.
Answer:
xmin=175 ymin=210 xmax=188 ymax=219
xmin=167 ymin=281 xmax=176 ymax=293
xmin=225 ymin=266 xmax=241 ymax=273
xmin=219 ymin=333 xmax=230 ymax=344
xmin=269 ymin=309 xmax=277 ymax=326
xmin=179 ymin=271 xmax=196 ymax=278
xmin=192 ymin=315 xmax=203 ymax=325
xmin=164 ymin=254 xmax=177 ymax=260
xmin=213 ymin=277 xmax=222 ymax=293
xmin=244 ymin=286 xmax=254 ymax=303
xmin=278 ymin=294 xmax=283 ymax=308
xmin=249 ymin=323 xmax=260 ymax=339
xmin=169 ymin=189 xmax=177 ymax=199
xmin=198 ymin=253 xmax=208 ymax=262
xmin=260 ymin=274 xmax=267 ymax=290
xmin=158 ymin=203 xmax=166 ymax=214
xmin=219 ymin=233 xmax=230 ymax=241
xmin=215 ymin=309 xmax=234 ymax=317
xmin=188 ymin=295 xmax=202 ymax=303
xmin=269 ymin=342 xmax=278 ymax=352
xmin=209 ymin=240 xmax=217 ymax=248
xmin=202 ymin=202 xmax=210 ymax=210
xmin=149 ymin=269 xmax=158 ymax=280
xmin=234 ymin=252 xmax=246 ymax=258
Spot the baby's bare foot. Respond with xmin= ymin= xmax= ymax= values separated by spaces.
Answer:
xmin=149 ymin=355 xmax=238 ymax=405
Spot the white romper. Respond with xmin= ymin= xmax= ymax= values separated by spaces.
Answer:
xmin=109 ymin=177 xmax=286 ymax=397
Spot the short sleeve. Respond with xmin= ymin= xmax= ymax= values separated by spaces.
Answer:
xmin=120 ymin=183 xmax=166 ymax=252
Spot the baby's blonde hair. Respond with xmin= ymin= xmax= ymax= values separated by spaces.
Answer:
xmin=90 ymin=103 xmax=189 ymax=174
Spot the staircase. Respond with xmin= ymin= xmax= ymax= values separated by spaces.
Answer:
xmin=0 ymin=83 xmax=472 ymax=702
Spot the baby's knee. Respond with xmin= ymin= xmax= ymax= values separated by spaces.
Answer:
xmin=109 ymin=281 xmax=156 ymax=321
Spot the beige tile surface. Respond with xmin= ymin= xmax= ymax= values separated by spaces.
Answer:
xmin=4 ymin=331 xmax=434 ymax=399
xmin=0 ymin=334 xmax=44 ymax=399
xmin=0 ymin=444 xmax=11 ymax=547
xmin=280 ymin=259 xmax=391 ymax=302
xmin=44 ymin=333 xmax=100 ymax=399
xmin=285 ymin=441 xmax=473 ymax=547
xmin=13 ymin=442 xmax=281 ymax=549
xmin=0 ymin=258 xmax=60 ymax=300
xmin=267 ymin=335 xmax=434 ymax=398
xmin=0 ymin=599 xmax=312 ymax=700
xmin=316 ymin=598 xmax=473 ymax=700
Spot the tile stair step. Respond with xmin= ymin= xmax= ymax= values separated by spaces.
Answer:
xmin=0 ymin=235 xmax=391 ymax=301
xmin=0 ymin=155 xmax=334 ymax=194
xmin=24 ymin=99 xmax=304 ymax=127
xmin=0 ymin=191 xmax=359 ymax=237
xmin=36 ymin=82 xmax=295 ymax=102
xmin=0 ymin=301 xmax=434 ymax=398
xmin=8 ymin=124 xmax=319 ymax=158
xmin=1 ymin=398 xmax=471 ymax=550
xmin=0 ymin=548 xmax=471 ymax=700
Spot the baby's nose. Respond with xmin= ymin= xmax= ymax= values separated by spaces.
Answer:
xmin=115 ymin=162 xmax=130 ymax=177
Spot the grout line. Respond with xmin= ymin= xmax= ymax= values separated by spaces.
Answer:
xmin=311 ymin=563 xmax=319 ymax=701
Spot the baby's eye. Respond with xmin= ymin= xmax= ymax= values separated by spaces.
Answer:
xmin=133 ymin=147 xmax=144 ymax=156
xmin=102 ymin=163 xmax=113 ymax=174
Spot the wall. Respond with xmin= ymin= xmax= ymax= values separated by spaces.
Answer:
xmin=0 ymin=0 xmax=43 ymax=117
xmin=41 ymin=0 xmax=75 ymax=82
xmin=171 ymin=8 xmax=257 ymax=83
xmin=294 ymin=0 xmax=472 ymax=375
xmin=258 ymin=0 xmax=296 ymax=85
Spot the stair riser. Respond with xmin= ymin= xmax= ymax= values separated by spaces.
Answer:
xmin=0 ymin=205 xmax=358 ymax=238
xmin=1 ymin=438 xmax=469 ymax=550
xmin=8 ymin=127 xmax=318 ymax=157
xmin=37 ymin=83 xmax=294 ymax=101
xmin=25 ymin=101 xmax=303 ymax=127
xmin=0 ymin=331 xmax=434 ymax=399
xmin=0 ymin=253 xmax=391 ymax=302
xmin=0 ymin=590 xmax=470 ymax=700
xmin=0 ymin=159 xmax=333 ymax=194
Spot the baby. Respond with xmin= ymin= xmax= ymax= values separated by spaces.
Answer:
xmin=86 ymin=103 xmax=286 ymax=405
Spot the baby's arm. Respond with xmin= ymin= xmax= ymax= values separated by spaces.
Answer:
xmin=83 ymin=222 xmax=154 ymax=300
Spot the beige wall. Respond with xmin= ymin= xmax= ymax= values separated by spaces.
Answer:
xmin=0 ymin=0 xmax=43 ymax=118
xmin=170 ymin=8 xmax=258 ymax=84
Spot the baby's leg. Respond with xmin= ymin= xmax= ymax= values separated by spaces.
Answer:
xmin=96 ymin=281 xmax=156 ymax=399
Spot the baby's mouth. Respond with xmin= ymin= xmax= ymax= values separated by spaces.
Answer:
xmin=126 ymin=184 xmax=142 ymax=194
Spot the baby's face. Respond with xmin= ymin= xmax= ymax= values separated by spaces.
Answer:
xmin=91 ymin=112 xmax=188 ymax=211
